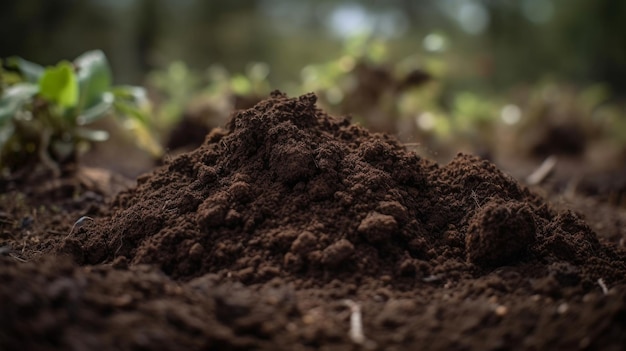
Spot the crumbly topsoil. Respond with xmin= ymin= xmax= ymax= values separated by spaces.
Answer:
xmin=64 ymin=92 xmax=623 ymax=284
xmin=2 ymin=92 xmax=626 ymax=350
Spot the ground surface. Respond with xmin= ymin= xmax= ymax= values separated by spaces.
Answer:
xmin=1 ymin=92 xmax=626 ymax=351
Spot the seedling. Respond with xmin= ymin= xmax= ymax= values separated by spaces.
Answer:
xmin=0 ymin=50 xmax=161 ymax=177
xmin=65 ymin=215 xmax=94 ymax=239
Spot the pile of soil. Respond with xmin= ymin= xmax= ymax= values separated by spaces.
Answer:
xmin=2 ymin=92 xmax=626 ymax=350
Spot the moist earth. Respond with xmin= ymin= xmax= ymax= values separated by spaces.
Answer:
xmin=2 ymin=92 xmax=626 ymax=350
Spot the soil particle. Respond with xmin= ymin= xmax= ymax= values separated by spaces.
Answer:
xmin=290 ymin=231 xmax=318 ymax=255
xmin=321 ymin=238 xmax=355 ymax=267
xmin=466 ymin=200 xmax=536 ymax=267
xmin=357 ymin=211 xmax=398 ymax=243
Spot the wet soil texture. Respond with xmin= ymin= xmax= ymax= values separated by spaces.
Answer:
xmin=2 ymin=92 xmax=626 ymax=350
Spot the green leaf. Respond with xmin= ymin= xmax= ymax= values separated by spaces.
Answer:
xmin=230 ymin=74 xmax=252 ymax=95
xmin=77 ymin=92 xmax=114 ymax=125
xmin=112 ymin=86 xmax=151 ymax=124
xmin=119 ymin=117 xmax=162 ymax=157
xmin=114 ymin=99 xmax=149 ymax=125
xmin=110 ymin=85 xmax=160 ymax=156
xmin=5 ymin=56 xmax=45 ymax=83
xmin=74 ymin=50 xmax=112 ymax=110
xmin=0 ymin=83 xmax=39 ymax=124
xmin=38 ymin=61 xmax=79 ymax=108
xmin=111 ymin=85 xmax=148 ymax=101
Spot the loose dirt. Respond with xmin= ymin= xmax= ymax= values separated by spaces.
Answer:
xmin=2 ymin=92 xmax=626 ymax=350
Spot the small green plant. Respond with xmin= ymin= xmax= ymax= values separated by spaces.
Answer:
xmin=147 ymin=60 xmax=202 ymax=132
xmin=0 ymin=50 xmax=161 ymax=177
xmin=147 ymin=60 xmax=272 ymax=135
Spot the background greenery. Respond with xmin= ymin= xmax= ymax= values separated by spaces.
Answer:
xmin=2 ymin=0 xmax=625 ymax=94
xmin=2 ymin=0 xmax=625 ymax=170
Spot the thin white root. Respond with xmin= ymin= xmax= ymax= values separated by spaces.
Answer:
xmin=343 ymin=299 xmax=376 ymax=349
xmin=597 ymin=278 xmax=609 ymax=295
xmin=526 ymin=155 xmax=557 ymax=185
xmin=65 ymin=216 xmax=94 ymax=239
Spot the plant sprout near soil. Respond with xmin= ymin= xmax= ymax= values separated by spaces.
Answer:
xmin=0 ymin=50 xmax=161 ymax=177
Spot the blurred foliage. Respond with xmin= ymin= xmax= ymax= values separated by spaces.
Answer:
xmin=513 ymin=82 xmax=626 ymax=155
xmin=2 ymin=0 xmax=626 ymax=94
xmin=146 ymin=60 xmax=271 ymax=136
xmin=147 ymin=61 xmax=201 ymax=131
xmin=143 ymin=33 xmax=626 ymax=164
xmin=3 ymin=0 xmax=625 ymax=166
xmin=0 ymin=51 xmax=161 ymax=176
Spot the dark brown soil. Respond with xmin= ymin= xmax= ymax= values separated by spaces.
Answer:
xmin=2 ymin=92 xmax=626 ymax=350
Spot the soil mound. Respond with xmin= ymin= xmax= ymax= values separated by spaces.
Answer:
xmin=5 ymin=92 xmax=626 ymax=350
xmin=63 ymin=92 xmax=624 ymax=288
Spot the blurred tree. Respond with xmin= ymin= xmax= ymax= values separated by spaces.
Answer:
xmin=1 ymin=0 xmax=625 ymax=94
xmin=134 ymin=0 xmax=163 ymax=73
xmin=557 ymin=0 xmax=626 ymax=92
xmin=0 ymin=0 xmax=73 ymax=63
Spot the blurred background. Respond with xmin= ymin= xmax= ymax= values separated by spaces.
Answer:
xmin=2 ymin=0 xmax=626 ymax=192
xmin=3 ymin=0 xmax=626 ymax=90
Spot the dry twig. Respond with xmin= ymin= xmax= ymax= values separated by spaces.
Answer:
xmin=526 ymin=155 xmax=557 ymax=185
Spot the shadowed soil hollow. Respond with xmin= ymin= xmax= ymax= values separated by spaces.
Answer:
xmin=2 ymin=92 xmax=626 ymax=350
